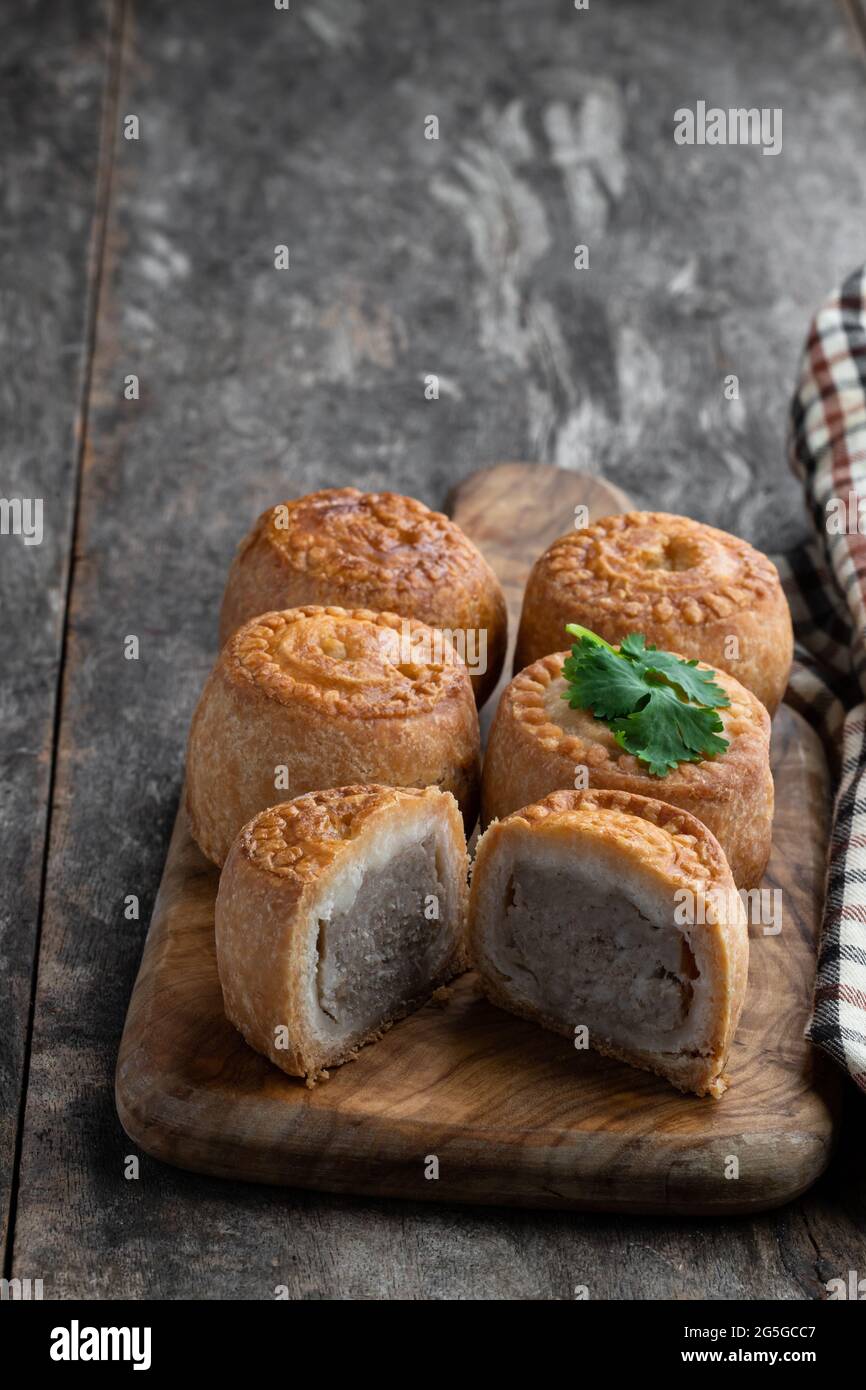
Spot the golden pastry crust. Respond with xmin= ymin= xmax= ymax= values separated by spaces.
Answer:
xmin=482 ymin=650 xmax=772 ymax=887
xmin=239 ymin=784 xmax=428 ymax=883
xmin=514 ymin=511 xmax=792 ymax=714
xmin=218 ymin=488 xmax=508 ymax=707
xmin=216 ymin=785 xmax=469 ymax=1080
xmin=186 ymin=606 xmax=481 ymax=865
xmin=468 ymin=789 xmax=749 ymax=1098
xmin=226 ymin=604 xmax=459 ymax=718
xmin=492 ymin=788 xmax=733 ymax=887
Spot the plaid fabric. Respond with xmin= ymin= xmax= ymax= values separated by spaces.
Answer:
xmin=784 ymin=263 xmax=866 ymax=1092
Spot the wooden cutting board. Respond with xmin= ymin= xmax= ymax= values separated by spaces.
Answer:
xmin=116 ymin=465 xmax=841 ymax=1214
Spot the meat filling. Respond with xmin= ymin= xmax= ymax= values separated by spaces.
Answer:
xmin=496 ymin=860 xmax=697 ymax=1039
xmin=315 ymin=836 xmax=446 ymax=1037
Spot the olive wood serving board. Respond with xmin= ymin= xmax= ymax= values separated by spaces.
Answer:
xmin=116 ymin=464 xmax=841 ymax=1214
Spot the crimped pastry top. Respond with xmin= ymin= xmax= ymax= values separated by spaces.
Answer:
xmin=499 ymin=788 xmax=731 ymax=892
xmin=222 ymin=606 xmax=470 ymax=717
xmin=505 ymin=651 xmax=769 ymax=799
xmin=531 ymin=511 xmax=780 ymax=628
xmin=242 ymin=487 xmax=493 ymax=597
xmin=237 ymin=784 xmax=442 ymax=882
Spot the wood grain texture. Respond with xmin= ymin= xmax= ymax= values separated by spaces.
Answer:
xmin=0 ymin=0 xmax=112 ymax=1263
xmin=11 ymin=0 xmax=866 ymax=1298
xmin=115 ymin=462 xmax=841 ymax=1215
xmin=448 ymin=463 xmax=630 ymax=733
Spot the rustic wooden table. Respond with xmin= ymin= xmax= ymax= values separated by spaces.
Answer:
xmin=3 ymin=0 xmax=866 ymax=1300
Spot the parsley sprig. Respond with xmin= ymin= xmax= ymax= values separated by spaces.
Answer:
xmin=561 ymin=625 xmax=730 ymax=777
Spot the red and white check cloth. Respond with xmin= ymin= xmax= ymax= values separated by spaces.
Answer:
xmin=784 ymin=263 xmax=866 ymax=1093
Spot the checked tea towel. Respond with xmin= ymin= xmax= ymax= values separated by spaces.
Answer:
xmin=785 ymin=263 xmax=866 ymax=1093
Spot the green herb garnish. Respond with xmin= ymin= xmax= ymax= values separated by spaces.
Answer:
xmin=561 ymin=625 xmax=730 ymax=777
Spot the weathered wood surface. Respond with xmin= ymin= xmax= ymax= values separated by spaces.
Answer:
xmin=0 ymin=0 xmax=111 ymax=1264
xmin=6 ymin=0 xmax=866 ymax=1297
xmin=115 ymin=464 xmax=839 ymax=1215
